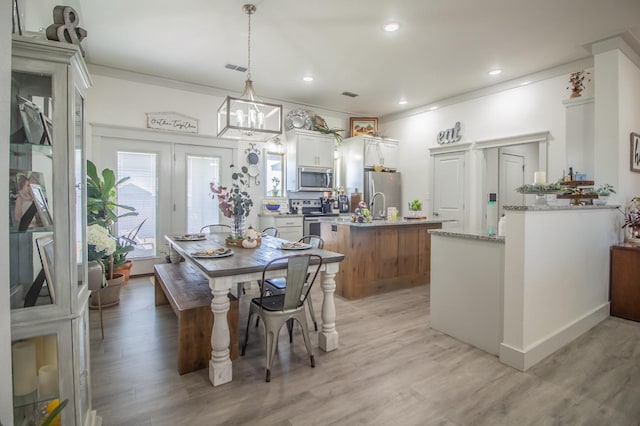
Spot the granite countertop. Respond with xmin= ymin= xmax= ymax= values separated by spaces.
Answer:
xmin=429 ymin=229 xmax=505 ymax=243
xmin=257 ymin=213 xmax=303 ymax=217
xmin=503 ymin=204 xmax=619 ymax=211
xmin=318 ymin=217 xmax=449 ymax=227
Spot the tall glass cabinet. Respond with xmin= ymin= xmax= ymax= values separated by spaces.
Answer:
xmin=7 ymin=35 xmax=99 ymax=425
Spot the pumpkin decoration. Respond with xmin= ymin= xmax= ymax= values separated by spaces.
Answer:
xmin=242 ymin=236 xmax=258 ymax=249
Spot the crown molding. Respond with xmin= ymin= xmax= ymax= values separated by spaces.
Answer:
xmin=380 ymin=57 xmax=594 ymax=124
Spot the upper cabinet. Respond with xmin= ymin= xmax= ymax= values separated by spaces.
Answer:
xmin=344 ymin=136 xmax=400 ymax=170
xmin=7 ymin=35 xmax=97 ymax=425
xmin=288 ymin=129 xmax=335 ymax=168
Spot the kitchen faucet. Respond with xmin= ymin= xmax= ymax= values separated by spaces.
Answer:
xmin=370 ymin=192 xmax=386 ymax=219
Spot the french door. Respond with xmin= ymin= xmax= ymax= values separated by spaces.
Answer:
xmin=96 ymin=137 xmax=232 ymax=274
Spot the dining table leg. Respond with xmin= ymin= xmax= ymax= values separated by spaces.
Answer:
xmin=318 ymin=262 xmax=339 ymax=352
xmin=208 ymin=276 xmax=233 ymax=386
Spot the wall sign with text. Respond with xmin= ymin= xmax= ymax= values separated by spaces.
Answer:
xmin=437 ymin=121 xmax=462 ymax=145
xmin=146 ymin=112 xmax=199 ymax=134
xmin=631 ymin=132 xmax=640 ymax=173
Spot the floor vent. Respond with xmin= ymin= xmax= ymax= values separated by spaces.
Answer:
xmin=342 ymin=91 xmax=359 ymax=98
xmin=225 ymin=64 xmax=248 ymax=72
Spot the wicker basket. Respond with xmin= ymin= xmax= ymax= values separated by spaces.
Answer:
xmin=225 ymin=236 xmax=262 ymax=248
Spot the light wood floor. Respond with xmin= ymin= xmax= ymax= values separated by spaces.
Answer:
xmin=90 ymin=276 xmax=640 ymax=426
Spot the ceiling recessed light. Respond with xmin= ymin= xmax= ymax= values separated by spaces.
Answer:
xmin=383 ymin=22 xmax=400 ymax=32
xmin=398 ymin=99 xmax=408 ymax=105
xmin=489 ymin=69 xmax=502 ymax=76
xmin=429 ymin=106 xmax=439 ymax=111
xmin=302 ymin=75 xmax=314 ymax=82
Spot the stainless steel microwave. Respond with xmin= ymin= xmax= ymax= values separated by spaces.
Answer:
xmin=297 ymin=167 xmax=333 ymax=191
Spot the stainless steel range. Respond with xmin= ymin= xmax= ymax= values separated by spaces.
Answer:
xmin=290 ymin=198 xmax=339 ymax=235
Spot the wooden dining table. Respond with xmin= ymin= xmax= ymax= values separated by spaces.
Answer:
xmin=164 ymin=233 xmax=345 ymax=386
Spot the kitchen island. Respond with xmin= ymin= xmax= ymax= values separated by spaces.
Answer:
xmin=320 ymin=219 xmax=446 ymax=299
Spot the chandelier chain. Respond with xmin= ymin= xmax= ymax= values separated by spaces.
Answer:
xmin=246 ymin=6 xmax=252 ymax=80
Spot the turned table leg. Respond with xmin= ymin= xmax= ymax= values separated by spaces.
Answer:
xmin=319 ymin=262 xmax=339 ymax=352
xmin=209 ymin=276 xmax=233 ymax=386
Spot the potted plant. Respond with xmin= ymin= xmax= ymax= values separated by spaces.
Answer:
xmin=271 ymin=177 xmax=280 ymax=197
xmin=408 ymin=199 xmax=423 ymax=217
xmin=590 ymin=184 xmax=615 ymax=205
xmin=622 ymin=196 xmax=640 ymax=243
xmin=210 ymin=164 xmax=253 ymax=243
xmin=87 ymin=223 xmax=122 ymax=308
xmin=86 ymin=160 xmax=139 ymax=285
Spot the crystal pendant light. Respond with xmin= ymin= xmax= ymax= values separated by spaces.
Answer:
xmin=217 ymin=4 xmax=283 ymax=141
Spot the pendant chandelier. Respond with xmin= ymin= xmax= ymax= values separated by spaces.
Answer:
xmin=217 ymin=4 xmax=283 ymax=141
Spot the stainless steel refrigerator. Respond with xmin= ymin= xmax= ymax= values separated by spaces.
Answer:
xmin=364 ymin=171 xmax=402 ymax=219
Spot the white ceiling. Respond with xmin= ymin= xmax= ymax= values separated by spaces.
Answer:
xmin=78 ymin=0 xmax=640 ymax=117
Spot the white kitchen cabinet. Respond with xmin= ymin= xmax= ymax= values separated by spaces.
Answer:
xmin=287 ymin=130 xmax=335 ymax=168
xmin=346 ymin=136 xmax=399 ymax=170
xmin=5 ymin=35 xmax=99 ymax=425
xmin=259 ymin=215 xmax=303 ymax=242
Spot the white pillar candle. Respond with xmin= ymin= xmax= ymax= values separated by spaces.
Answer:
xmin=43 ymin=334 xmax=57 ymax=367
xmin=38 ymin=364 xmax=59 ymax=400
xmin=534 ymin=171 xmax=546 ymax=184
xmin=12 ymin=340 xmax=37 ymax=396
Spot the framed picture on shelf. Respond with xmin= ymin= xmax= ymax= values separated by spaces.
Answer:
xmin=30 ymin=184 xmax=53 ymax=228
xmin=349 ymin=117 xmax=378 ymax=137
xmin=40 ymin=113 xmax=53 ymax=145
xmin=16 ymin=95 xmax=46 ymax=144
xmin=10 ymin=169 xmax=47 ymax=230
xmin=36 ymin=235 xmax=56 ymax=303
xmin=631 ymin=132 xmax=640 ymax=173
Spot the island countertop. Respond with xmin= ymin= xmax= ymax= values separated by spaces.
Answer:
xmin=318 ymin=217 xmax=449 ymax=227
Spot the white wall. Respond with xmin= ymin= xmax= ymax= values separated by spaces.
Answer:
xmin=1 ymin=2 xmax=14 ymax=423
xmin=86 ymin=73 xmax=349 ymax=230
xmin=618 ymin=52 xmax=640 ymax=202
xmin=383 ymin=75 xmax=569 ymax=221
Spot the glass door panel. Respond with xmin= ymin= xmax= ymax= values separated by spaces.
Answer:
xmin=74 ymin=89 xmax=86 ymax=294
xmin=9 ymin=69 xmax=57 ymax=311
xmin=116 ymin=151 xmax=157 ymax=259
xmin=173 ymin=145 xmax=233 ymax=234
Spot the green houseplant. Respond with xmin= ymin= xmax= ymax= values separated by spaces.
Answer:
xmin=86 ymin=160 xmax=139 ymax=272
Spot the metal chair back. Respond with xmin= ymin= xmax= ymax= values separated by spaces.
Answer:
xmin=262 ymin=227 xmax=279 ymax=237
xmin=260 ymin=254 xmax=322 ymax=311
xmin=200 ymin=224 xmax=232 ymax=234
xmin=299 ymin=235 xmax=324 ymax=249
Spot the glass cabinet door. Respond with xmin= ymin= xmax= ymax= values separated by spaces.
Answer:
xmin=74 ymin=87 xmax=88 ymax=306
xmin=9 ymin=68 xmax=58 ymax=312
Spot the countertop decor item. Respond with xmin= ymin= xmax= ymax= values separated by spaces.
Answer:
xmin=622 ymin=196 xmax=640 ymax=243
xmin=217 ymin=4 xmax=282 ymax=141
xmin=408 ymin=199 xmax=423 ymax=217
xmin=516 ymin=182 xmax=565 ymax=205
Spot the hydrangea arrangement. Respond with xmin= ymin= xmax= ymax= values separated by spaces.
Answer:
xmin=87 ymin=224 xmax=116 ymax=260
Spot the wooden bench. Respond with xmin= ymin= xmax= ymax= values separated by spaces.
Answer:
xmin=154 ymin=263 xmax=239 ymax=375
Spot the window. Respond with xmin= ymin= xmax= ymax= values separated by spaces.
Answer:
xmin=265 ymin=152 xmax=284 ymax=198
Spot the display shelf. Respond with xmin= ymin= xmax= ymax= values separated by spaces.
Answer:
xmin=5 ymin=35 xmax=99 ymax=425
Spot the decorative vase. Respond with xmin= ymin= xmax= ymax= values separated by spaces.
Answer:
xmin=231 ymin=215 xmax=246 ymax=240
xmin=90 ymin=273 xmax=123 ymax=309
xmin=87 ymin=260 xmax=104 ymax=292
xmin=114 ymin=260 xmax=133 ymax=283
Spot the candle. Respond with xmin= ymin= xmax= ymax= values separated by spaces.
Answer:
xmin=43 ymin=334 xmax=58 ymax=367
xmin=38 ymin=364 xmax=59 ymax=399
xmin=534 ymin=171 xmax=546 ymax=184
xmin=12 ymin=340 xmax=37 ymax=396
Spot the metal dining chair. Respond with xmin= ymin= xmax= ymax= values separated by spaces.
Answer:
xmin=262 ymin=235 xmax=323 ymax=331
xmin=242 ymin=253 xmax=322 ymax=382
xmin=200 ymin=224 xmax=232 ymax=234
xmin=262 ymin=227 xmax=279 ymax=237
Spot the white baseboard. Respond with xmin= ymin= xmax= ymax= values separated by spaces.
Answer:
xmin=499 ymin=303 xmax=610 ymax=370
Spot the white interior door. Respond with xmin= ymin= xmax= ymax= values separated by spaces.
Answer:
xmin=433 ymin=152 xmax=465 ymax=229
xmin=499 ymin=152 xmax=525 ymax=214
xmin=173 ymin=145 xmax=233 ymax=234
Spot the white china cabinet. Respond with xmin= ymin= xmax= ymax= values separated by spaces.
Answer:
xmin=5 ymin=35 xmax=99 ymax=426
